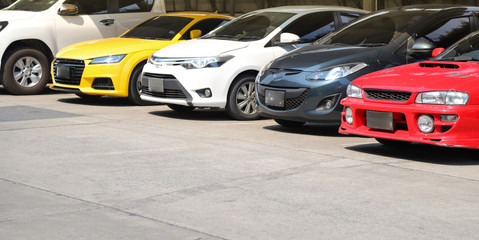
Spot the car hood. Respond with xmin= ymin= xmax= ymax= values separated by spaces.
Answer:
xmin=353 ymin=61 xmax=479 ymax=93
xmin=270 ymin=44 xmax=382 ymax=72
xmin=152 ymin=39 xmax=250 ymax=58
xmin=0 ymin=10 xmax=39 ymax=21
xmin=56 ymin=38 xmax=175 ymax=59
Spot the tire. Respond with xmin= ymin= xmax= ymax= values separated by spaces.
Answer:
xmin=375 ymin=138 xmax=411 ymax=147
xmin=2 ymin=48 xmax=50 ymax=95
xmin=128 ymin=61 xmax=149 ymax=105
xmin=75 ymin=93 xmax=102 ymax=101
xmin=274 ymin=118 xmax=305 ymax=128
xmin=167 ymin=104 xmax=195 ymax=112
xmin=226 ymin=74 xmax=260 ymax=120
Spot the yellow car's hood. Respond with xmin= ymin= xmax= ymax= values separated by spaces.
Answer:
xmin=57 ymin=37 xmax=175 ymax=59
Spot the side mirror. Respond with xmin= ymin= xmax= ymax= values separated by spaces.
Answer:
xmin=58 ymin=4 xmax=78 ymax=16
xmin=190 ymin=29 xmax=202 ymax=39
xmin=279 ymin=33 xmax=300 ymax=44
xmin=431 ymin=48 xmax=445 ymax=57
xmin=410 ymin=40 xmax=436 ymax=53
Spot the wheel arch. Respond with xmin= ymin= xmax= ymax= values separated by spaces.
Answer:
xmin=227 ymin=69 xmax=259 ymax=97
xmin=2 ymin=39 xmax=54 ymax=65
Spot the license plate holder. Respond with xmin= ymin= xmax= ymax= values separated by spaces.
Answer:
xmin=366 ymin=111 xmax=393 ymax=130
xmin=56 ymin=65 xmax=71 ymax=79
xmin=148 ymin=78 xmax=164 ymax=93
xmin=265 ymin=89 xmax=285 ymax=107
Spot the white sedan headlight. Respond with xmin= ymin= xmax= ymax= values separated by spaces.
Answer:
xmin=346 ymin=84 xmax=362 ymax=99
xmin=306 ymin=63 xmax=368 ymax=81
xmin=182 ymin=55 xmax=234 ymax=69
xmin=415 ymin=91 xmax=469 ymax=105
xmin=90 ymin=54 xmax=126 ymax=64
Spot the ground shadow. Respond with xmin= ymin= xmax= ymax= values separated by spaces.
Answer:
xmin=57 ymin=96 xmax=138 ymax=107
xmin=264 ymin=123 xmax=345 ymax=137
xmin=346 ymin=142 xmax=479 ymax=165
xmin=0 ymin=85 xmax=69 ymax=95
xmin=149 ymin=108 xmax=235 ymax=121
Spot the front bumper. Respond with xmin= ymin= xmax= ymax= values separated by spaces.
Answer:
xmin=50 ymin=58 xmax=131 ymax=97
xmin=255 ymin=70 xmax=351 ymax=124
xmin=339 ymin=98 xmax=479 ymax=149
xmin=139 ymin=63 xmax=232 ymax=108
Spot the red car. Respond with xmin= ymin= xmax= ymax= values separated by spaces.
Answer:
xmin=339 ymin=32 xmax=479 ymax=149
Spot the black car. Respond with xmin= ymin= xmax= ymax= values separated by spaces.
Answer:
xmin=256 ymin=5 xmax=479 ymax=127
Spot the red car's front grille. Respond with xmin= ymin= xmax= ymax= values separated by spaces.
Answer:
xmin=364 ymin=89 xmax=411 ymax=102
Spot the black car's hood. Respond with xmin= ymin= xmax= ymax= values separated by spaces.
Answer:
xmin=272 ymin=44 xmax=382 ymax=72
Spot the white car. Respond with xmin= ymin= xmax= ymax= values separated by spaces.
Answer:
xmin=0 ymin=0 xmax=165 ymax=95
xmin=141 ymin=5 xmax=368 ymax=120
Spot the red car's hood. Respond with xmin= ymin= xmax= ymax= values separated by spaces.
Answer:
xmin=354 ymin=61 xmax=479 ymax=93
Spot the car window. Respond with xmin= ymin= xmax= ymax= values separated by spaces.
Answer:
xmin=340 ymin=12 xmax=363 ymax=25
xmin=203 ymin=12 xmax=295 ymax=41
xmin=319 ymin=10 xmax=432 ymax=46
xmin=118 ymin=0 xmax=153 ymax=13
xmin=5 ymin=0 xmax=59 ymax=11
xmin=64 ymin=0 xmax=108 ymax=14
xmin=435 ymin=32 xmax=479 ymax=61
xmin=121 ymin=16 xmax=193 ymax=40
xmin=416 ymin=17 xmax=471 ymax=49
xmin=282 ymin=12 xmax=336 ymax=43
xmin=180 ymin=18 xmax=230 ymax=40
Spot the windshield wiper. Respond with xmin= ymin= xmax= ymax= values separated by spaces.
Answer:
xmin=238 ymin=36 xmax=262 ymax=41
xmin=203 ymin=35 xmax=240 ymax=40
xmin=358 ymin=43 xmax=387 ymax=47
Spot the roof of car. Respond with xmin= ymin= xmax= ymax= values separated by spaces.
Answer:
xmin=391 ymin=4 xmax=479 ymax=12
xmin=252 ymin=5 xmax=369 ymax=14
xmin=163 ymin=11 xmax=234 ymax=20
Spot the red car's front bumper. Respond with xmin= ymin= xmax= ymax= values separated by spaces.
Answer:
xmin=339 ymin=98 xmax=479 ymax=149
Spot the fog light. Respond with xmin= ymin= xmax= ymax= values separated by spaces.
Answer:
xmin=345 ymin=107 xmax=353 ymax=125
xmin=417 ymin=114 xmax=434 ymax=133
xmin=440 ymin=114 xmax=458 ymax=122
xmin=196 ymin=88 xmax=212 ymax=98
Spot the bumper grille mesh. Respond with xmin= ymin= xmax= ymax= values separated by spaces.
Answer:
xmin=52 ymin=58 xmax=85 ymax=86
xmin=141 ymin=73 xmax=187 ymax=99
xmin=259 ymin=88 xmax=309 ymax=110
xmin=364 ymin=89 xmax=411 ymax=101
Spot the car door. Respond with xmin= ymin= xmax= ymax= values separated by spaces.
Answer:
xmin=112 ymin=0 xmax=160 ymax=35
xmin=54 ymin=0 xmax=115 ymax=52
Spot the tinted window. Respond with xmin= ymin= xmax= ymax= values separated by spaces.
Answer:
xmin=340 ymin=12 xmax=362 ymax=25
xmin=122 ymin=16 xmax=193 ymax=40
xmin=320 ymin=10 xmax=433 ymax=46
xmin=282 ymin=12 xmax=335 ymax=43
xmin=6 ymin=0 xmax=58 ymax=11
xmin=119 ymin=0 xmax=153 ymax=13
xmin=416 ymin=17 xmax=471 ymax=49
xmin=64 ymin=0 xmax=108 ymax=14
xmin=204 ymin=12 xmax=294 ymax=41
xmin=180 ymin=18 xmax=230 ymax=40
xmin=436 ymin=32 xmax=479 ymax=61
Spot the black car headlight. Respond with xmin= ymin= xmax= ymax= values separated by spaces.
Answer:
xmin=306 ymin=62 xmax=368 ymax=81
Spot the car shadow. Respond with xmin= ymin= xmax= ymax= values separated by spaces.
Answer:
xmin=57 ymin=96 xmax=138 ymax=107
xmin=149 ymin=108 xmax=234 ymax=121
xmin=0 ymin=85 xmax=69 ymax=95
xmin=263 ymin=123 xmax=345 ymax=137
xmin=346 ymin=143 xmax=479 ymax=165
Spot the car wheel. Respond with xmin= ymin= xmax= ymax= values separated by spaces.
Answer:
xmin=375 ymin=138 xmax=411 ymax=147
xmin=2 ymin=48 xmax=50 ymax=95
xmin=167 ymin=104 xmax=195 ymax=112
xmin=274 ymin=118 xmax=305 ymax=128
xmin=128 ymin=61 xmax=150 ymax=105
xmin=75 ymin=93 xmax=102 ymax=101
xmin=226 ymin=74 xmax=260 ymax=120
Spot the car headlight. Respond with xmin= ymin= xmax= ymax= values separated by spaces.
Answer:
xmin=346 ymin=84 xmax=362 ymax=98
xmin=306 ymin=63 xmax=368 ymax=81
xmin=90 ymin=54 xmax=126 ymax=64
xmin=415 ymin=91 xmax=469 ymax=105
xmin=181 ymin=55 xmax=234 ymax=69
xmin=0 ymin=21 xmax=8 ymax=32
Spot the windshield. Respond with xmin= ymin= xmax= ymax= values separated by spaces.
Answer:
xmin=122 ymin=16 xmax=193 ymax=40
xmin=435 ymin=32 xmax=479 ymax=61
xmin=317 ymin=10 xmax=433 ymax=46
xmin=203 ymin=11 xmax=294 ymax=41
xmin=5 ymin=0 xmax=59 ymax=11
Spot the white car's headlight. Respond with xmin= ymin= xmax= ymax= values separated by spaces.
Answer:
xmin=415 ymin=91 xmax=469 ymax=105
xmin=90 ymin=54 xmax=126 ymax=64
xmin=346 ymin=84 xmax=362 ymax=99
xmin=181 ymin=55 xmax=234 ymax=69
xmin=306 ymin=63 xmax=368 ymax=81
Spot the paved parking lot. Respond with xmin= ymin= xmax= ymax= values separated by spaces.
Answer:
xmin=1 ymin=87 xmax=478 ymax=240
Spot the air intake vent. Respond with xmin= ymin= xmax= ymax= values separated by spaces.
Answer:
xmin=419 ymin=62 xmax=459 ymax=69
xmin=364 ymin=89 xmax=411 ymax=101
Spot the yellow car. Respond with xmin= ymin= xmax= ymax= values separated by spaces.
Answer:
xmin=50 ymin=12 xmax=233 ymax=104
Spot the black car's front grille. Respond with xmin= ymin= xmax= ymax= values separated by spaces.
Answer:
xmin=141 ymin=73 xmax=187 ymax=99
xmin=364 ymin=89 xmax=411 ymax=101
xmin=52 ymin=58 xmax=85 ymax=86
xmin=259 ymin=88 xmax=310 ymax=110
